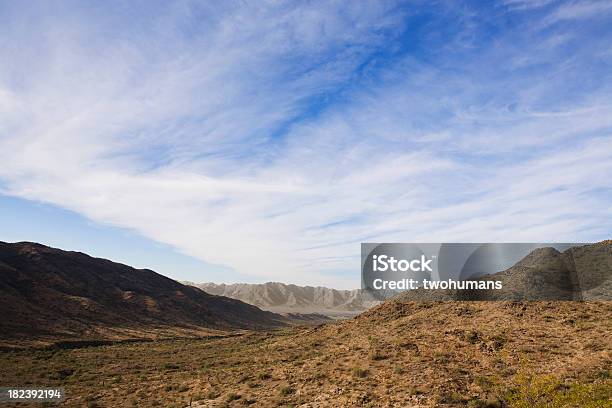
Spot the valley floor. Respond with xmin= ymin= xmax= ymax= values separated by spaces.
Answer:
xmin=1 ymin=301 xmax=611 ymax=407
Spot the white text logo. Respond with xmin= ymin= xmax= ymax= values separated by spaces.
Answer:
xmin=372 ymin=254 xmax=434 ymax=272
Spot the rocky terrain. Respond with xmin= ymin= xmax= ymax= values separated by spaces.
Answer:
xmin=392 ymin=241 xmax=612 ymax=302
xmin=1 ymin=300 xmax=609 ymax=407
xmin=0 ymin=242 xmax=284 ymax=347
xmin=474 ymin=241 xmax=612 ymax=301
xmin=189 ymin=281 xmax=380 ymax=316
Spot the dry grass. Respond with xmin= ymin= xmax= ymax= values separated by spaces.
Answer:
xmin=0 ymin=301 xmax=610 ymax=407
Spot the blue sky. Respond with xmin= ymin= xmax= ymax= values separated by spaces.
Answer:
xmin=1 ymin=0 xmax=611 ymax=288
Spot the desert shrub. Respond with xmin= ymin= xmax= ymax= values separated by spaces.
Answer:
xmin=279 ymin=385 xmax=295 ymax=396
xmin=505 ymin=371 xmax=612 ymax=408
xmin=353 ymin=368 xmax=368 ymax=378
xmin=226 ymin=393 xmax=241 ymax=402
xmin=162 ymin=362 xmax=180 ymax=370
xmin=433 ymin=351 xmax=449 ymax=363
xmin=475 ymin=375 xmax=495 ymax=390
xmin=192 ymin=393 xmax=205 ymax=401
xmin=370 ymin=350 xmax=387 ymax=361
xmin=584 ymin=341 xmax=604 ymax=351
xmin=490 ymin=334 xmax=507 ymax=350
xmin=56 ymin=368 xmax=75 ymax=379
xmin=406 ymin=387 xmax=426 ymax=396
xmin=206 ymin=390 xmax=220 ymax=399
xmin=257 ymin=372 xmax=271 ymax=380
xmin=448 ymin=391 xmax=468 ymax=403
xmin=467 ymin=330 xmax=480 ymax=343
xmin=468 ymin=398 xmax=502 ymax=408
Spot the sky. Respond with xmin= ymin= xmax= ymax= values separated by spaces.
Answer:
xmin=1 ymin=0 xmax=611 ymax=289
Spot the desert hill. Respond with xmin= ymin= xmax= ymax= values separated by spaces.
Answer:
xmin=188 ymin=281 xmax=380 ymax=315
xmin=2 ymin=299 xmax=609 ymax=406
xmin=472 ymin=241 xmax=612 ymax=300
xmin=394 ymin=241 xmax=612 ymax=301
xmin=0 ymin=241 xmax=284 ymax=347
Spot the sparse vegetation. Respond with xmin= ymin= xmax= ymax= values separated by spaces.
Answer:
xmin=163 ymin=362 xmax=180 ymax=370
xmin=352 ymin=367 xmax=368 ymax=378
xmin=468 ymin=397 xmax=502 ymax=408
xmin=0 ymin=301 xmax=609 ymax=407
xmin=505 ymin=370 xmax=612 ymax=408
xmin=369 ymin=350 xmax=387 ymax=361
xmin=226 ymin=392 xmax=241 ymax=402
xmin=279 ymin=385 xmax=295 ymax=396
xmin=466 ymin=329 xmax=480 ymax=343
xmin=206 ymin=390 xmax=220 ymax=399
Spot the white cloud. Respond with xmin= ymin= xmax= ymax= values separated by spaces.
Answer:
xmin=0 ymin=1 xmax=611 ymax=288
xmin=546 ymin=0 xmax=612 ymax=23
xmin=502 ymin=0 xmax=556 ymax=10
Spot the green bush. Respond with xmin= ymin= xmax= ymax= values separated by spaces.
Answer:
xmin=505 ymin=371 xmax=612 ymax=408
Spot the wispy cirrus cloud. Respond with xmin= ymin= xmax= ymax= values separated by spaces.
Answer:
xmin=545 ymin=0 xmax=612 ymax=23
xmin=0 ymin=1 xmax=611 ymax=288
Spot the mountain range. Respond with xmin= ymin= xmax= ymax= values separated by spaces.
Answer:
xmin=1 ymin=240 xmax=610 ymax=349
xmin=187 ymin=281 xmax=380 ymax=316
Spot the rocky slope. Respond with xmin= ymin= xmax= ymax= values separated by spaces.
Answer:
xmin=0 ymin=242 xmax=284 ymax=346
xmin=398 ymin=241 xmax=612 ymax=301
xmin=188 ymin=281 xmax=380 ymax=315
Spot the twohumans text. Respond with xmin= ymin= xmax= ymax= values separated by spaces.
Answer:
xmin=372 ymin=278 xmax=503 ymax=290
